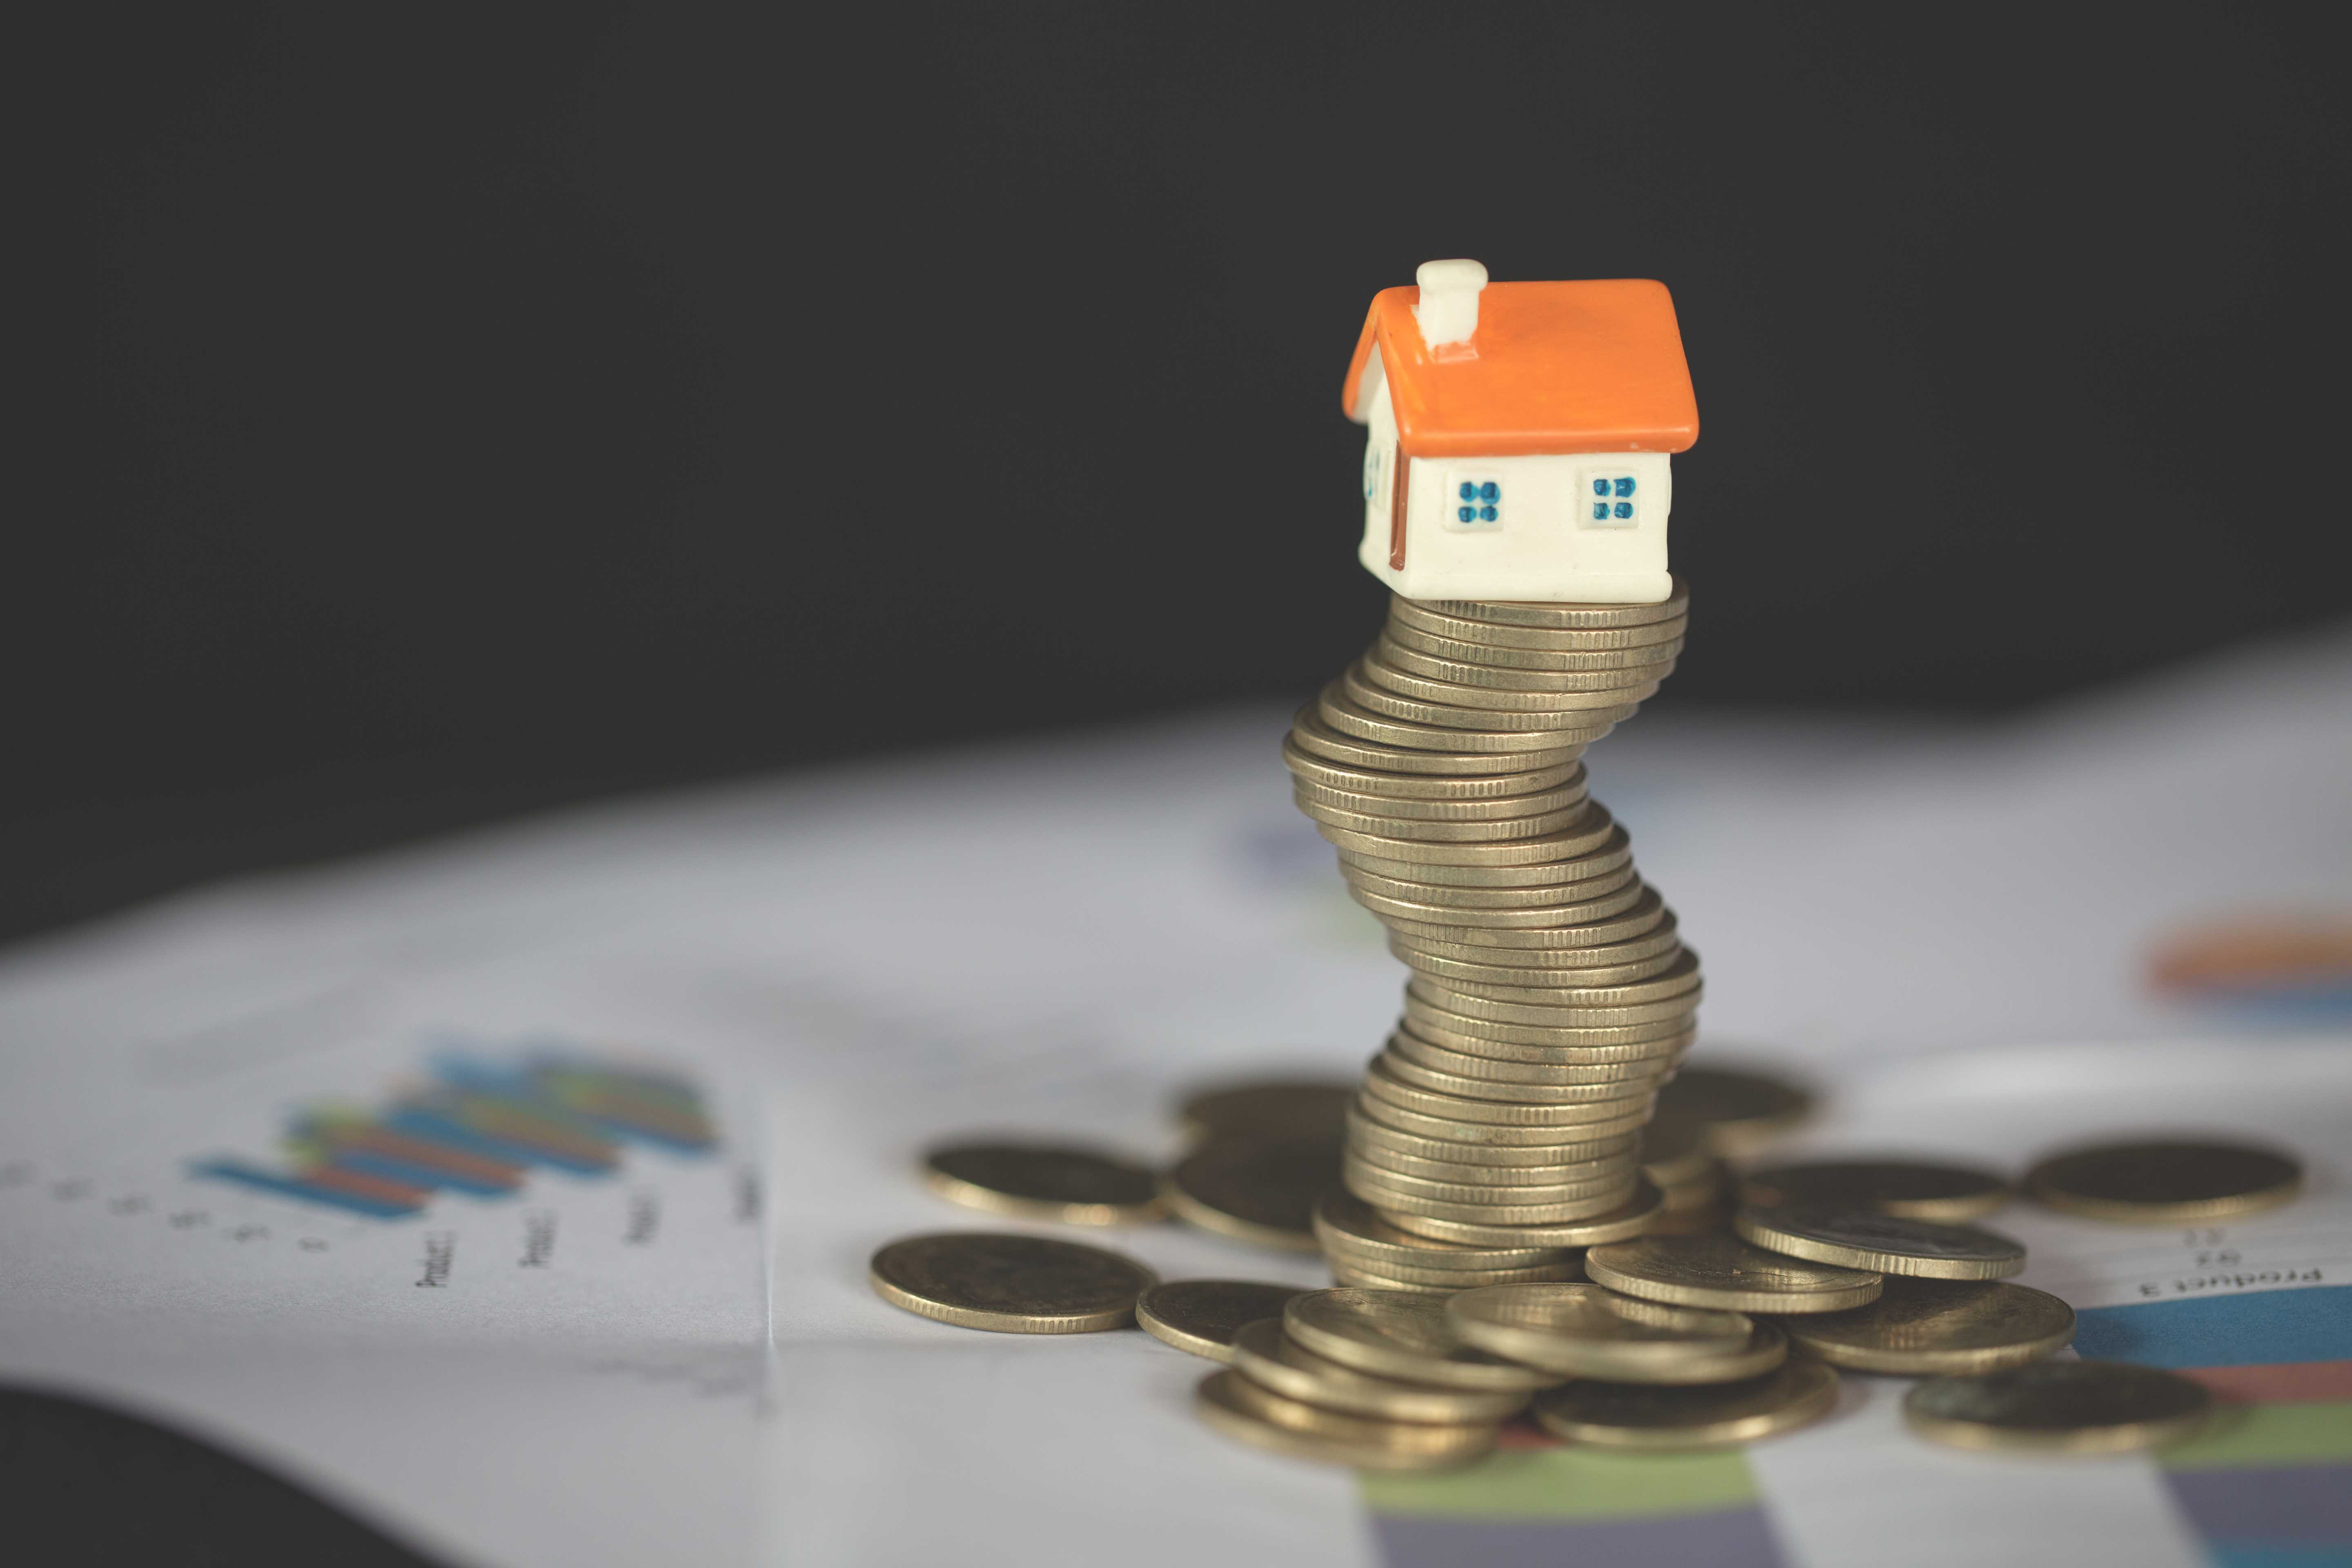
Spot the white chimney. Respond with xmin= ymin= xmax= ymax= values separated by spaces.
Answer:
xmin=1413 ymin=258 xmax=1488 ymax=351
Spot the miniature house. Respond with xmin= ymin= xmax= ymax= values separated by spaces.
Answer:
xmin=1343 ymin=260 xmax=1698 ymax=604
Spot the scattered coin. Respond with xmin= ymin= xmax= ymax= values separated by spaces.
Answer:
xmin=1637 ymin=1109 xmax=1715 ymax=1189
xmin=1163 ymin=1136 xmax=1338 ymax=1251
xmin=1904 ymin=1361 xmax=2213 ymax=1453
xmin=1586 ymin=1232 xmax=1882 ymax=1313
xmin=921 ymin=1143 xmax=1165 ymax=1225
xmin=1735 ymin=1206 xmax=2027 ymax=1280
xmin=1136 ymin=1280 xmax=1307 ymax=1362
xmin=1783 ymin=1279 xmax=2075 ymax=1376
xmin=1283 ymin=1288 xmax=1563 ymax=1391
xmin=868 ymin=1232 xmax=1156 ymax=1334
xmin=1654 ymin=1067 xmax=1813 ymax=1154
xmin=1178 ymin=1080 xmax=1353 ymax=1145
xmin=1532 ymin=1356 xmax=1840 ymax=1450
xmin=1227 ymin=1319 xmax=1530 ymax=1423
xmin=2023 ymin=1140 xmax=2303 ymax=1223
xmin=1194 ymin=1369 xmax=1497 ymax=1470
xmin=1741 ymin=1159 xmax=2010 ymax=1222
xmin=1443 ymin=1283 xmax=1751 ymax=1376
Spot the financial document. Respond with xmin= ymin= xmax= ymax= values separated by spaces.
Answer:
xmin=0 ymin=621 xmax=2345 ymax=1566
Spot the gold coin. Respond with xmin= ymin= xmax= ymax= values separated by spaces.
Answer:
xmin=1655 ymin=1067 xmax=1814 ymax=1154
xmin=1345 ymin=1154 xmax=1637 ymax=1208
xmin=1386 ymin=1030 xmax=1681 ymax=1085
xmin=1319 ymin=686 xmax=1609 ymax=754
xmin=1361 ymin=1060 xmax=1658 ymax=1127
xmin=868 ymin=1232 xmax=1157 ymax=1333
xmin=1646 ymin=1198 xmax=1737 ymax=1236
xmin=1194 ymin=1368 xmax=1497 ymax=1470
xmin=1389 ymin=599 xmax=1688 ymax=651
xmin=1383 ymin=1178 xmax=1665 ymax=1247
xmin=1376 ymin=635 xmax=1681 ymax=694
xmin=1345 ymin=1106 xmax=1639 ymax=1168
xmin=1783 ymin=1279 xmax=2075 ymax=1375
xmin=1313 ymin=1189 xmax=1579 ymax=1272
xmin=1327 ymin=1262 xmax=1454 ymax=1293
xmin=1422 ymin=582 xmax=1689 ymax=629
xmin=2023 ymin=1140 xmax=2303 ymax=1223
xmin=1283 ymin=1287 xmax=1563 ymax=1390
xmin=1327 ymin=1254 xmax=1584 ymax=1289
xmin=1659 ymin=1167 xmax=1727 ymax=1213
xmin=1163 ymin=1135 xmax=1340 ymax=1250
xmin=1228 ymin=1319 xmax=1531 ymax=1422
xmin=1343 ymin=660 xmax=1649 ymax=728
xmin=1403 ymin=991 xmax=1693 ymax=1052
xmin=1357 ymin=651 xmax=1662 ymax=712
xmin=1383 ymin=621 xmax=1684 ymax=672
xmin=1586 ymin=1232 xmax=1882 ymax=1313
xmin=1532 ymin=1357 xmax=1838 ymax=1450
xmin=1345 ymin=1169 xmax=1640 ymax=1227
xmin=1735 ymin=1206 xmax=2026 ymax=1280
xmin=1407 ymin=982 xmax=1701 ymax=1030
xmin=1638 ymin=1111 xmax=1716 ymax=1188
xmin=921 ymin=1143 xmax=1165 ymax=1225
xmin=1388 ymin=885 xmax=1669 ymax=949
xmin=1319 ymin=804 xmax=1621 ymax=866
xmin=1356 ymin=1091 xmax=1657 ymax=1147
xmin=1903 ymin=1361 xmax=2212 ymax=1454
xmin=1281 ymin=734 xmax=1586 ymax=800
xmin=1343 ymin=859 xmax=1637 ymax=910
xmin=1346 ymin=1133 xmax=1640 ymax=1186
xmin=1353 ymin=879 xmax=1648 ymax=929
xmin=1302 ymin=773 xmax=1591 ymax=822
xmin=1395 ymin=944 xmax=1694 ymax=992
xmin=1178 ymin=1080 xmax=1352 ymax=1145
xmin=1741 ymin=1159 xmax=2011 ymax=1221
xmin=1376 ymin=1049 xmax=1666 ymax=1106
xmin=1339 ymin=827 xmax=1632 ymax=887
xmin=1290 ymin=708 xmax=1584 ymax=776
xmin=1443 ymin=1282 xmax=1751 ymax=1376
xmin=1136 ymin=1279 xmax=1307 ymax=1362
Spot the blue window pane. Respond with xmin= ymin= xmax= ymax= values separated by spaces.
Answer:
xmin=1613 ymin=501 xmax=1633 ymax=519
xmin=1592 ymin=479 xmax=1609 ymax=496
xmin=1458 ymin=506 xmax=1477 ymax=523
xmin=1458 ymin=482 xmax=1476 ymax=501
xmin=1592 ymin=503 xmax=1610 ymax=521
xmin=1613 ymin=477 xmax=1636 ymax=497
xmin=1478 ymin=505 xmax=1498 ymax=522
xmin=1478 ymin=481 xmax=1500 ymax=502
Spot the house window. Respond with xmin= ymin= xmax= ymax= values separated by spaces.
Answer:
xmin=1452 ymin=478 xmax=1502 ymax=528
xmin=1582 ymin=472 xmax=1639 ymax=528
xmin=1362 ymin=439 xmax=1384 ymax=501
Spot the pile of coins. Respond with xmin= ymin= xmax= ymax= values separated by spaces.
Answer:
xmin=1284 ymin=586 xmax=1697 ymax=1277
xmin=873 ymin=1071 xmax=2305 ymax=1463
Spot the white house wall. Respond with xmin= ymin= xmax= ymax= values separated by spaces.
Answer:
xmin=1359 ymin=442 xmax=1673 ymax=605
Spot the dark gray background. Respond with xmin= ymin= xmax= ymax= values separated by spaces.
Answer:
xmin=9 ymin=6 xmax=2351 ymax=1555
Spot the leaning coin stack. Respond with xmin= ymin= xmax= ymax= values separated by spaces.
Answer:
xmin=1285 ymin=583 xmax=1699 ymax=1285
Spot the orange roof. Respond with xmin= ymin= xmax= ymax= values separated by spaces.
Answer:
xmin=1341 ymin=278 xmax=1698 ymax=457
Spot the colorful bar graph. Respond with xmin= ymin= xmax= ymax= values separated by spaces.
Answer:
xmin=191 ymin=1048 xmax=716 ymax=1219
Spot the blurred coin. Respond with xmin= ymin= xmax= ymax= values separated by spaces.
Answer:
xmin=1281 ymin=734 xmax=1585 ymax=800
xmin=1444 ymin=1282 xmax=1750 ymax=1375
xmin=1195 ymin=1368 xmax=1496 ymax=1470
xmin=1586 ymin=1232 xmax=1881 ymax=1313
xmin=868 ymin=1232 xmax=1156 ymax=1333
xmin=1783 ymin=1279 xmax=2075 ymax=1375
xmin=1164 ymin=1136 xmax=1339 ymax=1251
xmin=1136 ymin=1279 xmax=1307 ymax=1362
xmin=1284 ymin=1287 xmax=1562 ymax=1390
xmin=1313 ymin=1189 xmax=1577 ymax=1272
xmin=1532 ymin=1357 xmax=1838 ymax=1450
xmin=1655 ymin=1067 xmax=1814 ymax=1154
xmin=1178 ymin=1080 xmax=1353 ymax=1145
xmin=1904 ymin=1361 xmax=2212 ymax=1453
xmin=2023 ymin=1140 xmax=2303 ymax=1223
xmin=1742 ymin=1159 xmax=2010 ymax=1221
xmin=1735 ymin=1206 xmax=2026 ymax=1280
xmin=1423 ymin=582 xmax=1688 ymax=629
xmin=1228 ymin=1319 xmax=1530 ymax=1423
xmin=1383 ymin=1178 xmax=1664 ymax=1247
xmin=1638 ymin=1111 xmax=1715 ymax=1189
xmin=921 ymin=1142 xmax=1165 ymax=1225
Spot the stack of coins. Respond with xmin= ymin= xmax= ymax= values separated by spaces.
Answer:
xmin=1285 ymin=585 xmax=1699 ymax=1282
